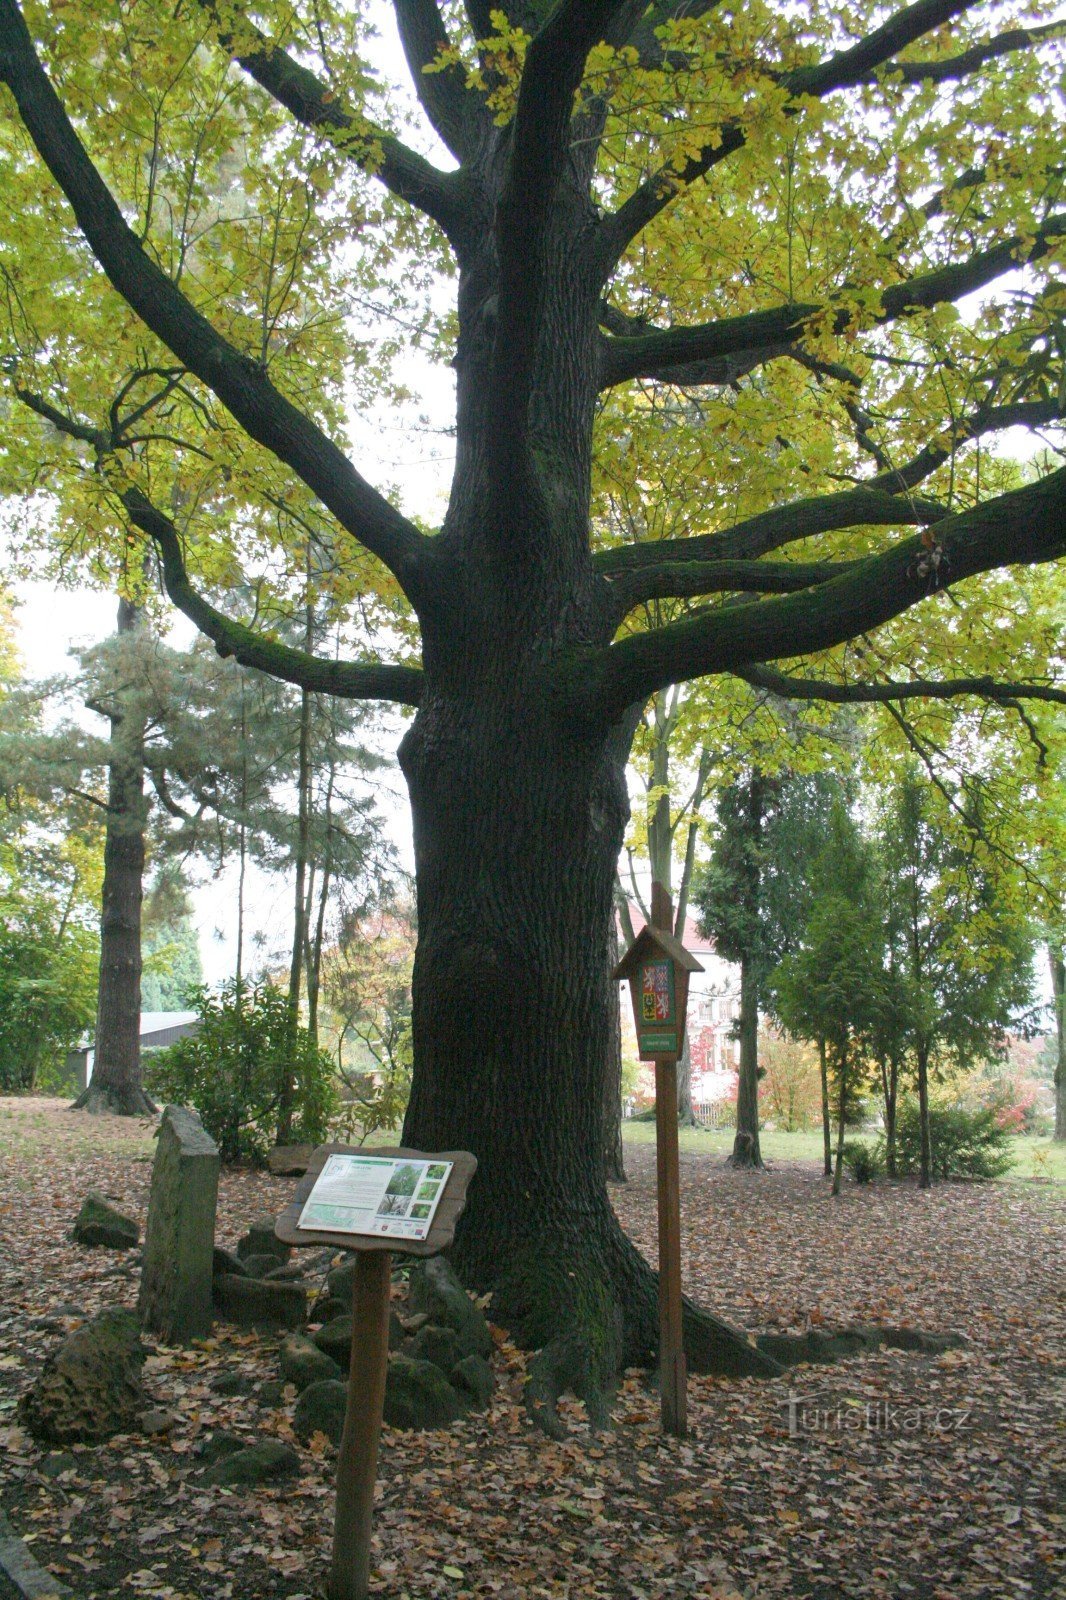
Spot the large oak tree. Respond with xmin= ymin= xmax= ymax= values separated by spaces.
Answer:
xmin=1 ymin=0 xmax=1064 ymax=1421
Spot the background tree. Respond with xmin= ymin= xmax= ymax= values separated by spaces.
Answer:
xmin=2 ymin=0 xmax=1065 ymax=1424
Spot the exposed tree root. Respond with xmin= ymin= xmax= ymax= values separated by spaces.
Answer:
xmin=71 ymin=1082 xmax=157 ymax=1117
xmin=727 ymin=1132 xmax=765 ymax=1169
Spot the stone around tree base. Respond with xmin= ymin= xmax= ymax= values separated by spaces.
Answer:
xmin=236 ymin=1220 xmax=291 ymax=1265
xmin=407 ymin=1257 xmax=492 ymax=1359
xmin=202 ymin=1440 xmax=299 ymax=1486
xmin=213 ymin=1273 xmax=307 ymax=1332
xmin=451 ymin=1353 xmax=495 ymax=1411
xmin=384 ymin=1356 xmax=463 ymax=1431
xmin=267 ymin=1144 xmax=313 ymax=1175
xmin=406 ymin=1323 xmax=464 ymax=1375
xmin=19 ymin=1308 xmax=147 ymax=1444
xmin=72 ymin=1193 xmax=139 ymax=1250
xmin=280 ymin=1334 xmax=343 ymax=1392
xmin=294 ymin=1379 xmax=347 ymax=1445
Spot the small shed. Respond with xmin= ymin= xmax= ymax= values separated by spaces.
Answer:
xmin=62 ymin=1010 xmax=200 ymax=1093
xmin=613 ymin=926 xmax=703 ymax=1061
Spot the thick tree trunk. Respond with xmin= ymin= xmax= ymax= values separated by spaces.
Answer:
xmin=399 ymin=691 xmax=776 ymax=1423
xmin=917 ymin=1042 xmax=932 ymax=1188
xmin=602 ymin=919 xmax=626 ymax=1183
xmin=1051 ymin=945 xmax=1065 ymax=1143
xmin=818 ymin=1037 xmax=832 ymax=1176
xmin=73 ymin=597 xmax=155 ymax=1117
xmin=729 ymin=955 xmax=763 ymax=1168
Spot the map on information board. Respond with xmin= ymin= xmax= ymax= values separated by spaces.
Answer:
xmin=296 ymin=1153 xmax=454 ymax=1242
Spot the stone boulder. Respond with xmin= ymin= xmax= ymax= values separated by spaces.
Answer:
xmin=312 ymin=1314 xmax=354 ymax=1368
xmin=383 ymin=1356 xmax=463 ymax=1431
xmin=19 ymin=1308 xmax=147 ymax=1444
xmin=202 ymin=1439 xmax=299 ymax=1486
xmin=407 ymin=1257 xmax=491 ymax=1359
xmin=452 ymin=1353 xmax=495 ymax=1411
xmin=280 ymin=1334 xmax=343 ymax=1392
xmin=406 ymin=1323 xmax=464 ymax=1376
xmin=236 ymin=1219 xmax=291 ymax=1265
xmin=214 ymin=1273 xmax=307 ymax=1332
xmin=241 ymin=1252 xmax=288 ymax=1281
xmin=294 ymin=1379 xmax=348 ymax=1446
xmin=212 ymin=1246 xmax=245 ymax=1278
xmin=72 ymin=1193 xmax=139 ymax=1250
xmin=266 ymin=1144 xmax=313 ymax=1176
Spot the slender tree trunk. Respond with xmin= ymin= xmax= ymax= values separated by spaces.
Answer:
xmin=278 ymin=673 xmax=313 ymax=1143
xmin=917 ymin=1041 xmax=932 ymax=1188
xmin=676 ymin=1030 xmax=695 ymax=1125
xmin=1051 ymin=944 xmax=1065 ymax=1142
xmin=73 ymin=596 xmax=155 ymax=1117
xmin=819 ymin=1037 xmax=832 ymax=1177
xmin=602 ymin=918 xmax=626 ymax=1183
xmin=235 ymin=679 xmax=247 ymax=990
xmin=729 ymin=955 xmax=763 ymax=1167
xmin=881 ymin=1053 xmax=899 ymax=1176
xmin=831 ymin=1044 xmax=848 ymax=1197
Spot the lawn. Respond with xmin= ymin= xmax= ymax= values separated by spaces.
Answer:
xmin=1 ymin=1098 xmax=1063 ymax=1600
xmin=621 ymin=1118 xmax=1066 ymax=1181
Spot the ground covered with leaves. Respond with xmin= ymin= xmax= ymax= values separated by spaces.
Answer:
xmin=0 ymin=1099 xmax=1062 ymax=1600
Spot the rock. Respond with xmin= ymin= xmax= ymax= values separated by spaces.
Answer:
xmin=326 ymin=1257 xmax=358 ymax=1303
xmin=407 ymin=1257 xmax=491 ymax=1359
xmin=19 ymin=1308 xmax=147 ymax=1444
xmin=213 ymin=1273 xmax=307 ymax=1332
xmin=883 ymin=1327 xmax=967 ymax=1354
xmin=258 ymin=1380 xmax=288 ymax=1407
xmin=280 ymin=1335 xmax=343 ymax=1393
xmin=236 ymin=1220 xmax=290 ymax=1265
xmin=267 ymin=1144 xmax=313 ymax=1176
xmin=389 ymin=1311 xmax=405 ymax=1351
xmin=39 ymin=1451 xmax=78 ymax=1478
xmin=138 ymin=1105 xmax=220 ymax=1344
xmin=203 ymin=1439 xmax=299 ymax=1486
xmin=198 ymin=1430 xmax=246 ymax=1464
xmin=293 ymin=1379 xmax=347 ymax=1445
xmin=406 ymin=1323 xmax=464 ymax=1375
xmin=313 ymin=1315 xmax=353 ymax=1368
xmin=138 ymin=1407 xmax=176 ymax=1434
xmin=209 ymin=1370 xmax=253 ymax=1397
xmin=72 ymin=1193 xmax=139 ymax=1250
xmin=241 ymin=1252 xmax=287 ymax=1280
xmin=213 ymin=1246 xmax=245 ymax=1278
xmin=384 ymin=1356 xmax=462 ymax=1431
xmin=451 ymin=1354 xmax=495 ymax=1411
xmin=311 ymin=1296 xmax=347 ymax=1326
xmin=265 ymin=1260 xmax=307 ymax=1282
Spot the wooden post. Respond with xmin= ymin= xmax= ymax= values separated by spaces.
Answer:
xmin=651 ymin=881 xmax=687 ymax=1438
xmin=329 ymin=1249 xmax=392 ymax=1600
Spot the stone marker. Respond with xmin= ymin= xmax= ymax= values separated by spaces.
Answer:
xmin=72 ymin=1192 xmax=139 ymax=1249
xmin=138 ymin=1105 xmax=220 ymax=1343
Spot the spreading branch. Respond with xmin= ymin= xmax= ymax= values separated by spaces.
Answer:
xmin=0 ymin=0 xmax=431 ymax=607
xmin=859 ymin=19 xmax=1066 ymax=86
xmin=124 ymin=488 xmax=424 ymax=706
xmin=599 ymin=218 xmax=1066 ymax=389
xmin=596 ymin=0 xmax=990 ymax=273
xmin=579 ymin=467 xmax=1066 ymax=720
xmin=209 ymin=6 xmax=470 ymax=237
xmin=393 ymin=0 xmax=483 ymax=162
xmin=606 ymin=556 xmax=858 ymax=622
xmin=735 ymin=663 xmax=1066 ymax=709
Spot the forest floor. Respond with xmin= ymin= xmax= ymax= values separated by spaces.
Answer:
xmin=0 ymin=1097 xmax=1062 ymax=1600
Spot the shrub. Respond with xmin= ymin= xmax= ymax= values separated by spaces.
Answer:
xmin=842 ymin=1139 xmax=884 ymax=1184
xmin=893 ymin=1100 xmax=1013 ymax=1181
xmin=145 ymin=980 xmax=337 ymax=1163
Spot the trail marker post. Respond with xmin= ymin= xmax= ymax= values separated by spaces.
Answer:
xmin=613 ymin=887 xmax=702 ymax=1438
xmin=276 ymin=1145 xmax=477 ymax=1600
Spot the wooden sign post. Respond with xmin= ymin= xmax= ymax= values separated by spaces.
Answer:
xmin=276 ymin=1145 xmax=477 ymax=1600
xmin=613 ymin=886 xmax=702 ymax=1438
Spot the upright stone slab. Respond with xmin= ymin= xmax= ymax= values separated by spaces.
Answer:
xmin=138 ymin=1105 xmax=220 ymax=1343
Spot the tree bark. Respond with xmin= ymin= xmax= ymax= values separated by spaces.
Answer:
xmin=831 ymin=1043 xmax=848 ymax=1197
xmin=917 ymin=1041 xmax=932 ymax=1188
xmin=73 ymin=596 xmax=155 ymax=1117
xmin=881 ymin=1053 xmax=899 ymax=1176
xmin=602 ymin=918 xmax=626 ymax=1183
xmin=819 ymin=1037 xmax=832 ymax=1177
xmin=729 ymin=954 xmax=763 ymax=1167
xmin=1051 ymin=944 xmax=1065 ymax=1143
xmin=279 ymin=668 xmax=313 ymax=1144
xmin=676 ymin=1030 xmax=695 ymax=1125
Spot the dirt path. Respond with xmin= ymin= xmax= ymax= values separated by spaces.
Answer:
xmin=1 ymin=1099 xmax=1062 ymax=1600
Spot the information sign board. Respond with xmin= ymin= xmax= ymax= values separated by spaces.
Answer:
xmin=297 ymin=1153 xmax=454 ymax=1243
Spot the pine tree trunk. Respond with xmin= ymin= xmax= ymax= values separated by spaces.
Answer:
xmin=399 ymin=689 xmax=776 ymax=1419
xmin=729 ymin=955 xmax=763 ymax=1167
xmin=1051 ymin=945 xmax=1065 ymax=1143
xmin=917 ymin=1042 xmax=932 ymax=1188
xmin=819 ymin=1037 xmax=832 ymax=1177
xmin=73 ymin=597 xmax=155 ymax=1117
